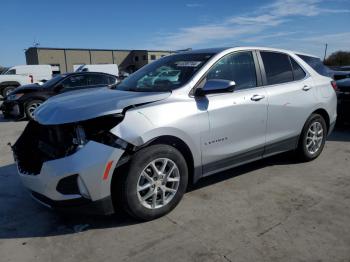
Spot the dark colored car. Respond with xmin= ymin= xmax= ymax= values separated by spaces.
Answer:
xmin=336 ymin=78 xmax=350 ymax=124
xmin=1 ymin=72 xmax=118 ymax=120
xmin=296 ymin=54 xmax=350 ymax=124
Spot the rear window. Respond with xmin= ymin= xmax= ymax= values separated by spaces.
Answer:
xmin=297 ymin=54 xmax=331 ymax=77
xmin=261 ymin=51 xmax=293 ymax=85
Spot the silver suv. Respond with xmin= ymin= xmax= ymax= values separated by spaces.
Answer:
xmin=13 ymin=47 xmax=337 ymax=220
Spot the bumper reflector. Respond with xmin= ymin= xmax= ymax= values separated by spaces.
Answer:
xmin=103 ymin=161 xmax=114 ymax=180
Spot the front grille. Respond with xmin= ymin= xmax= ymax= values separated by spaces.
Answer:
xmin=13 ymin=121 xmax=77 ymax=175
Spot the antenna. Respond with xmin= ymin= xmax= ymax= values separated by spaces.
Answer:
xmin=323 ymin=43 xmax=328 ymax=62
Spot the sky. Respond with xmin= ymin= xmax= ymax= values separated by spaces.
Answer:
xmin=1 ymin=0 xmax=349 ymax=66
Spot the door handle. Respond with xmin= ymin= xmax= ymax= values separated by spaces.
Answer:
xmin=302 ymin=85 xmax=312 ymax=91
xmin=251 ymin=94 xmax=265 ymax=101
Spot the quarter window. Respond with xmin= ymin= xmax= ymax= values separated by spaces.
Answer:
xmin=290 ymin=58 xmax=306 ymax=81
xmin=206 ymin=51 xmax=257 ymax=90
xmin=261 ymin=52 xmax=293 ymax=85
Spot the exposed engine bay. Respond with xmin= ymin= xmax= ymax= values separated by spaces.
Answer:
xmin=13 ymin=114 xmax=126 ymax=175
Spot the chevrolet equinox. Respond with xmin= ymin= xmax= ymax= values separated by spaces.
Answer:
xmin=13 ymin=47 xmax=337 ymax=221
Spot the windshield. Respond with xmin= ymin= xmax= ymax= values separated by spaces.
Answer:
xmin=116 ymin=53 xmax=213 ymax=92
xmin=3 ymin=69 xmax=16 ymax=75
xmin=41 ymin=75 xmax=65 ymax=87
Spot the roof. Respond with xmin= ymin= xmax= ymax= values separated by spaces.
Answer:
xmin=180 ymin=46 xmax=319 ymax=58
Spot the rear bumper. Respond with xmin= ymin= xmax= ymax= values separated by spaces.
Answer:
xmin=16 ymin=141 xmax=125 ymax=215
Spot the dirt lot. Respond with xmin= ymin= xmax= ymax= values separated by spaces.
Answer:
xmin=0 ymin=114 xmax=349 ymax=262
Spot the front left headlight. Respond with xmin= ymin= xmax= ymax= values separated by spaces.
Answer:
xmin=7 ymin=93 xmax=24 ymax=101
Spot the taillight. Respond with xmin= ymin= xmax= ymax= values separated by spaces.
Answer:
xmin=331 ymin=81 xmax=339 ymax=92
xmin=29 ymin=75 xmax=33 ymax=83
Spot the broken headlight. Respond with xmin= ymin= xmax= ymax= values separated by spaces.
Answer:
xmin=77 ymin=114 xmax=128 ymax=149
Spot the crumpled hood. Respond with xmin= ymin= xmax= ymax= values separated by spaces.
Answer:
xmin=35 ymin=87 xmax=171 ymax=125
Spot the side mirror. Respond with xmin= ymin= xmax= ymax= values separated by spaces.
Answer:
xmin=195 ymin=79 xmax=236 ymax=96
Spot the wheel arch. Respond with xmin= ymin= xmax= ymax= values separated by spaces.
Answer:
xmin=0 ymin=81 xmax=21 ymax=87
xmin=311 ymin=108 xmax=330 ymax=132
xmin=110 ymin=135 xmax=196 ymax=212
xmin=145 ymin=135 xmax=195 ymax=184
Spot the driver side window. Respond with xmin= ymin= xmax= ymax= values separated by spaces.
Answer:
xmin=206 ymin=51 xmax=257 ymax=90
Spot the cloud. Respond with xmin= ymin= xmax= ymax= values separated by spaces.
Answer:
xmin=185 ymin=3 xmax=203 ymax=8
xmin=149 ymin=0 xmax=350 ymax=50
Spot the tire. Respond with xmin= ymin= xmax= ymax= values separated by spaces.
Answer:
xmin=297 ymin=113 xmax=327 ymax=161
xmin=25 ymin=100 xmax=43 ymax=120
xmin=118 ymin=144 xmax=188 ymax=221
xmin=2 ymin=86 xmax=17 ymax=97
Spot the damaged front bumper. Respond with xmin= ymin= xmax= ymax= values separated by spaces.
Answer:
xmin=13 ymin=122 xmax=126 ymax=215
xmin=1 ymin=100 xmax=24 ymax=118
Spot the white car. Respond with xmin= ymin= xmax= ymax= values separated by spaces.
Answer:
xmin=13 ymin=47 xmax=337 ymax=221
xmin=0 ymin=65 xmax=53 ymax=97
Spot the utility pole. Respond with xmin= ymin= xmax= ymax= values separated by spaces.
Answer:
xmin=323 ymin=43 xmax=328 ymax=62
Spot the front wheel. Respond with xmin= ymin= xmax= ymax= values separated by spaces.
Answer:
xmin=25 ymin=100 xmax=43 ymax=120
xmin=2 ymin=86 xmax=17 ymax=97
xmin=119 ymin=144 xmax=188 ymax=221
xmin=297 ymin=113 xmax=327 ymax=161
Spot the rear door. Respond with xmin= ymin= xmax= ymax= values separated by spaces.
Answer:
xmin=257 ymin=51 xmax=316 ymax=156
xmin=200 ymin=51 xmax=268 ymax=175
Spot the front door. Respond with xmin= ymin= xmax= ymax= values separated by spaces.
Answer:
xmin=200 ymin=51 xmax=268 ymax=176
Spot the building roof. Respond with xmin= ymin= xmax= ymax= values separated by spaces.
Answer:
xmin=26 ymin=47 xmax=175 ymax=53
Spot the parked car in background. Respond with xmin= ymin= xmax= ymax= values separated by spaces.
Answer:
xmin=12 ymin=47 xmax=337 ymax=221
xmin=1 ymin=71 xmax=118 ymax=120
xmin=329 ymin=66 xmax=350 ymax=72
xmin=332 ymin=71 xmax=350 ymax=81
xmin=335 ymin=78 xmax=350 ymax=124
xmin=0 ymin=65 xmax=53 ymax=97
xmin=74 ymin=64 xmax=119 ymax=77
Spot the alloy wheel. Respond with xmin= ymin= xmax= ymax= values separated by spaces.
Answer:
xmin=306 ymin=121 xmax=324 ymax=155
xmin=27 ymin=102 xmax=42 ymax=118
xmin=137 ymin=158 xmax=180 ymax=209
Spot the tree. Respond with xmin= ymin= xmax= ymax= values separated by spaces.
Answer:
xmin=324 ymin=51 xmax=350 ymax=66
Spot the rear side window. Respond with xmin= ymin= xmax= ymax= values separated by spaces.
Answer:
xmin=297 ymin=55 xmax=331 ymax=77
xmin=206 ymin=51 xmax=257 ymax=90
xmin=290 ymin=58 xmax=306 ymax=81
xmin=261 ymin=51 xmax=293 ymax=85
xmin=62 ymin=75 xmax=88 ymax=89
xmin=88 ymin=74 xmax=109 ymax=85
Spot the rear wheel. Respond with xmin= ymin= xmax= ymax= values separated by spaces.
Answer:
xmin=118 ymin=144 xmax=188 ymax=221
xmin=2 ymin=86 xmax=17 ymax=97
xmin=297 ymin=114 xmax=327 ymax=161
xmin=25 ymin=100 xmax=43 ymax=120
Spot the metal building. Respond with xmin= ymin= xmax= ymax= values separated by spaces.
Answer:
xmin=25 ymin=47 xmax=175 ymax=74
